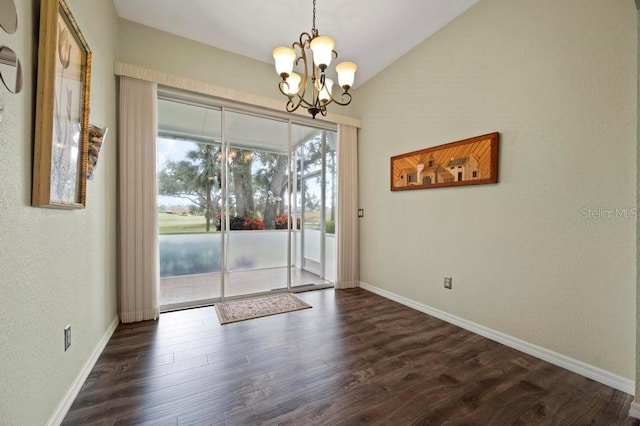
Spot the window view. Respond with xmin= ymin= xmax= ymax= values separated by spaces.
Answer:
xmin=158 ymin=140 xmax=222 ymax=234
xmin=157 ymin=99 xmax=336 ymax=309
xmin=157 ymin=100 xmax=223 ymax=307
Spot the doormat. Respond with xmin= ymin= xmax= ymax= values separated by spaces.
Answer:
xmin=215 ymin=293 xmax=312 ymax=325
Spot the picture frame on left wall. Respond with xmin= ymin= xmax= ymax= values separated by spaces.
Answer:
xmin=32 ymin=0 xmax=92 ymax=208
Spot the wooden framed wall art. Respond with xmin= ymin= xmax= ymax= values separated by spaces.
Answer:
xmin=32 ymin=0 xmax=92 ymax=208
xmin=391 ymin=132 xmax=499 ymax=191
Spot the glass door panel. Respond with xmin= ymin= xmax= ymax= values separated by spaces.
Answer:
xmin=291 ymin=123 xmax=337 ymax=288
xmin=302 ymin=173 xmax=323 ymax=276
xmin=224 ymin=111 xmax=289 ymax=298
xmin=156 ymin=99 xmax=223 ymax=309
xmin=324 ymin=132 xmax=337 ymax=282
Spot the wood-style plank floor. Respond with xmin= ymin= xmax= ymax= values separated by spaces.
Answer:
xmin=63 ymin=289 xmax=637 ymax=425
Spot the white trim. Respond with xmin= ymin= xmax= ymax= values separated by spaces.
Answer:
xmin=114 ymin=62 xmax=362 ymax=129
xmin=629 ymin=402 xmax=640 ymax=419
xmin=46 ymin=315 xmax=120 ymax=426
xmin=359 ymin=281 xmax=635 ymax=395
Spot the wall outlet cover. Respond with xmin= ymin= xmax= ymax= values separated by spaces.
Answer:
xmin=444 ymin=277 xmax=452 ymax=289
xmin=64 ymin=325 xmax=71 ymax=351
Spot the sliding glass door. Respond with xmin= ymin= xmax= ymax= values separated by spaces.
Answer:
xmin=223 ymin=111 xmax=290 ymax=298
xmin=156 ymin=96 xmax=337 ymax=310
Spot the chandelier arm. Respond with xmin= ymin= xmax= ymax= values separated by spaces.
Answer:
xmin=281 ymin=90 xmax=305 ymax=113
xmin=325 ymin=90 xmax=352 ymax=107
xmin=277 ymin=80 xmax=298 ymax=99
xmin=278 ymin=80 xmax=315 ymax=112
xmin=285 ymin=39 xmax=311 ymax=111
xmin=285 ymin=100 xmax=300 ymax=113
xmin=299 ymin=32 xmax=313 ymax=47
xmin=285 ymin=95 xmax=318 ymax=113
xmin=295 ymin=93 xmax=315 ymax=109
xmin=277 ymin=81 xmax=290 ymax=96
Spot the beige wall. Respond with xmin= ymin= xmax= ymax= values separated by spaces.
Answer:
xmin=0 ymin=0 xmax=118 ymax=423
xmin=354 ymin=0 xmax=637 ymax=380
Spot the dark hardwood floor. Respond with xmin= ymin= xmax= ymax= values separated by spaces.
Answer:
xmin=63 ymin=288 xmax=636 ymax=425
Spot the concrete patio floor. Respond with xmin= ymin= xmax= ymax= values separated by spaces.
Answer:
xmin=160 ymin=266 xmax=331 ymax=308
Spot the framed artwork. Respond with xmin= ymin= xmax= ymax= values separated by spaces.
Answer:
xmin=391 ymin=132 xmax=499 ymax=191
xmin=32 ymin=0 xmax=92 ymax=208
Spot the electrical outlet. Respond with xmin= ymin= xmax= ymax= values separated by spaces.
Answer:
xmin=358 ymin=209 xmax=364 ymax=218
xmin=64 ymin=325 xmax=71 ymax=351
xmin=444 ymin=277 xmax=452 ymax=289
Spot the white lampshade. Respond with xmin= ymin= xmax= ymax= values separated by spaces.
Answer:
xmin=318 ymin=78 xmax=334 ymax=103
xmin=284 ymin=72 xmax=301 ymax=96
xmin=273 ymin=47 xmax=296 ymax=77
xmin=310 ymin=36 xmax=334 ymax=69
xmin=336 ymin=61 xmax=357 ymax=89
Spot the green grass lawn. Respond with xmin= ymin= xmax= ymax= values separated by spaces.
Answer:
xmin=158 ymin=211 xmax=332 ymax=233
xmin=159 ymin=213 xmax=210 ymax=233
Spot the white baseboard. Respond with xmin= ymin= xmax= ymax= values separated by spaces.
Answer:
xmin=46 ymin=315 xmax=120 ymax=426
xmin=359 ymin=281 xmax=635 ymax=395
xmin=629 ymin=402 xmax=640 ymax=419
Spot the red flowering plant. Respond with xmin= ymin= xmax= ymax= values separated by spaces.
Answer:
xmin=216 ymin=213 xmax=264 ymax=230
xmin=242 ymin=212 xmax=265 ymax=230
xmin=275 ymin=214 xmax=289 ymax=229
xmin=274 ymin=214 xmax=301 ymax=230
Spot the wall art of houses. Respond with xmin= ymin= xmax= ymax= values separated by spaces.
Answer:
xmin=390 ymin=132 xmax=499 ymax=191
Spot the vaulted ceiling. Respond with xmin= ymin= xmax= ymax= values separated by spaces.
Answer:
xmin=113 ymin=0 xmax=480 ymax=87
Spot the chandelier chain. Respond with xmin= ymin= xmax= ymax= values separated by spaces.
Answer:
xmin=312 ymin=0 xmax=317 ymax=33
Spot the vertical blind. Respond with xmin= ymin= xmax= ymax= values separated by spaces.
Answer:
xmin=118 ymin=77 xmax=160 ymax=323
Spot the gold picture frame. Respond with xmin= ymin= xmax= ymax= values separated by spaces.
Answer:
xmin=391 ymin=132 xmax=499 ymax=191
xmin=32 ymin=0 xmax=91 ymax=208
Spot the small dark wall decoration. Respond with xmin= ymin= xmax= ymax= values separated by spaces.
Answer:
xmin=391 ymin=132 xmax=499 ymax=191
xmin=87 ymin=124 xmax=108 ymax=179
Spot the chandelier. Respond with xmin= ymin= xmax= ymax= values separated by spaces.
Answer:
xmin=272 ymin=0 xmax=357 ymax=119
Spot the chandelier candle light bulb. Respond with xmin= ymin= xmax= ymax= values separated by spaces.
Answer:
xmin=336 ymin=61 xmax=357 ymax=90
xmin=273 ymin=47 xmax=296 ymax=78
xmin=272 ymin=0 xmax=356 ymax=118
xmin=284 ymin=73 xmax=301 ymax=96
xmin=309 ymin=36 xmax=334 ymax=70
xmin=318 ymin=78 xmax=333 ymax=104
